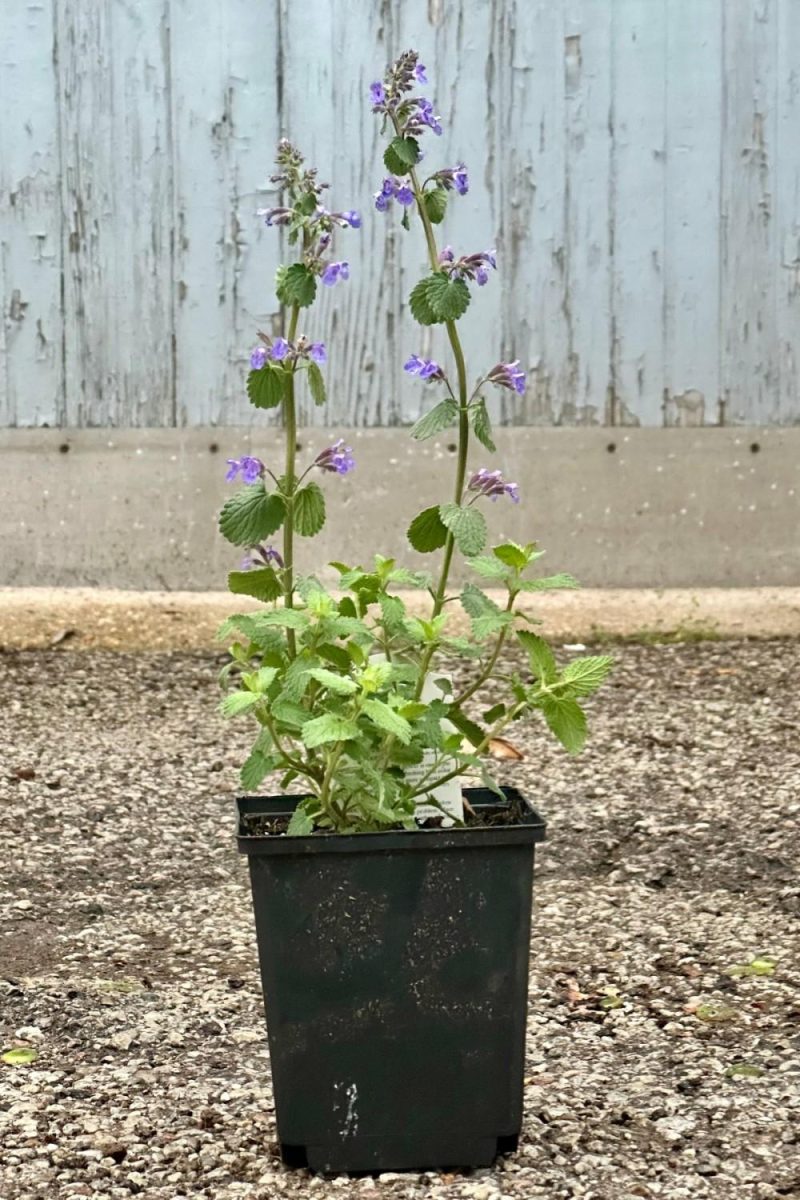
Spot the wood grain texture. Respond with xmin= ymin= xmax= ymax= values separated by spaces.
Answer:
xmin=2 ymin=0 xmax=800 ymax=429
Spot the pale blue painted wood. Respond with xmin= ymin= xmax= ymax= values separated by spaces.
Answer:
xmin=2 ymin=0 xmax=800 ymax=428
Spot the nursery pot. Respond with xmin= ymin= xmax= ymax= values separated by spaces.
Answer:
xmin=237 ymin=786 xmax=546 ymax=1174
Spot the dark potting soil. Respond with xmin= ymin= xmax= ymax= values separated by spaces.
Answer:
xmin=240 ymin=793 xmax=529 ymax=838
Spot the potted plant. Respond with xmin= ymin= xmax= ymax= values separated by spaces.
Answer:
xmin=218 ymin=51 xmax=612 ymax=1174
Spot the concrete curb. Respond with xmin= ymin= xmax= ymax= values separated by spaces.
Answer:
xmin=1 ymin=588 xmax=799 ymax=651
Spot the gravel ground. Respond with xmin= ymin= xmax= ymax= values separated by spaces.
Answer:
xmin=1 ymin=642 xmax=799 ymax=1200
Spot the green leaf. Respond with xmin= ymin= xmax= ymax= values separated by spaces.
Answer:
xmin=307 ymin=361 xmax=326 ymax=406
xmin=560 ymin=655 xmax=614 ymax=697
xmin=408 ymin=505 xmax=448 ymax=553
xmin=411 ymin=398 xmax=459 ymax=441
xmin=294 ymin=482 xmax=326 ymax=537
xmin=460 ymin=583 xmax=510 ymax=637
xmin=295 ymin=192 xmax=317 ymax=216
xmin=247 ymin=364 xmax=287 ymax=410
xmin=240 ymin=749 xmax=273 ymax=790
xmin=287 ymin=806 xmax=315 ymax=836
xmin=219 ymin=488 xmax=286 ymax=547
xmin=425 ymin=272 xmax=471 ymax=322
xmin=241 ymin=666 xmax=278 ymax=693
xmin=362 ymin=698 xmax=412 ymax=744
xmin=439 ymin=503 xmax=487 ymax=556
xmin=519 ymin=573 xmax=581 ymax=592
xmin=409 ymin=276 xmax=439 ymax=325
xmin=301 ymin=713 xmax=360 ymax=748
xmin=483 ymin=703 xmax=506 ymax=724
xmin=470 ymin=397 xmax=496 ymax=452
xmin=276 ymin=262 xmax=317 ymax=308
xmin=2 ymin=1047 xmax=38 ymax=1066
xmin=271 ymin=697 xmax=312 ymax=728
xmin=448 ymin=707 xmax=486 ymax=749
xmin=493 ymin=541 xmax=530 ymax=570
xmin=541 ymin=696 xmax=587 ymax=754
xmin=379 ymin=593 xmax=406 ymax=634
xmin=308 ymin=667 xmax=357 ymax=695
xmin=220 ymin=691 xmax=262 ymax=718
xmin=227 ymin=567 xmax=282 ymax=603
xmin=384 ymin=135 xmax=420 ymax=173
xmin=465 ymin=554 xmax=509 ymax=580
xmin=257 ymin=608 xmax=309 ymax=630
xmin=423 ymin=186 xmax=448 ymax=224
xmin=518 ymin=630 xmax=558 ymax=683
xmin=725 ymin=1063 xmax=765 ymax=1079
xmin=725 ymin=957 xmax=777 ymax=978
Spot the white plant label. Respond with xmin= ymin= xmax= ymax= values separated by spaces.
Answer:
xmin=405 ymin=674 xmax=464 ymax=826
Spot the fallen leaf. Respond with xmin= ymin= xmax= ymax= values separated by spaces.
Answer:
xmin=11 ymin=766 xmax=36 ymax=781
xmin=2 ymin=1047 xmax=38 ymax=1066
xmin=725 ymin=1063 xmax=764 ymax=1079
xmin=725 ymin=957 xmax=776 ymax=978
xmin=487 ymin=737 xmax=524 ymax=761
xmin=693 ymin=1001 xmax=738 ymax=1024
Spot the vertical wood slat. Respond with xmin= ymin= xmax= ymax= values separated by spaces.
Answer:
xmin=719 ymin=0 xmax=781 ymax=425
xmin=0 ymin=1 xmax=62 ymax=426
xmin=169 ymin=0 xmax=282 ymax=427
xmin=54 ymin=0 xmax=174 ymax=426
xmin=663 ymin=0 xmax=723 ymax=427
xmin=776 ymin=0 xmax=800 ymax=425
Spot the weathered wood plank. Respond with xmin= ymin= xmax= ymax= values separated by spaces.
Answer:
xmin=720 ymin=0 xmax=781 ymax=425
xmin=54 ymin=0 xmax=174 ymax=426
xmin=777 ymin=0 xmax=800 ymax=425
xmin=169 ymin=0 xmax=281 ymax=427
xmin=663 ymin=0 xmax=723 ymax=427
xmin=0 ymin=0 xmax=62 ymax=426
xmin=610 ymin=0 xmax=666 ymax=426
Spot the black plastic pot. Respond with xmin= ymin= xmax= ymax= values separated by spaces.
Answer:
xmin=237 ymin=786 xmax=546 ymax=1174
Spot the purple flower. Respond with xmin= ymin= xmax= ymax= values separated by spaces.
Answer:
xmin=321 ymin=261 xmax=350 ymax=286
xmin=380 ymin=178 xmax=396 ymax=198
xmin=250 ymin=346 xmax=267 ymax=370
xmin=314 ymin=438 xmax=355 ymax=475
xmin=476 ymin=266 xmax=489 ymax=287
xmin=404 ymin=354 xmax=442 ymax=380
xmin=414 ymin=63 xmax=428 ymax=83
xmin=241 ymin=544 xmax=284 ymax=571
xmin=226 ymin=456 xmax=266 ymax=485
xmin=256 ymin=206 xmax=291 ymax=227
xmin=268 ymin=337 xmax=290 ymax=361
xmin=318 ymin=231 xmax=332 ymax=251
xmin=488 ymin=360 xmax=526 ymax=395
xmin=370 ymin=81 xmax=386 ymax=106
xmin=438 ymin=245 xmax=455 ymax=264
xmin=468 ymin=467 xmax=520 ymax=504
xmin=342 ymin=210 xmax=362 ymax=229
xmin=394 ymin=184 xmax=415 ymax=207
xmin=309 ymin=342 xmax=327 ymax=364
xmin=454 ymin=165 xmax=469 ymax=195
xmin=375 ymin=191 xmax=390 ymax=212
xmin=417 ymin=98 xmax=443 ymax=136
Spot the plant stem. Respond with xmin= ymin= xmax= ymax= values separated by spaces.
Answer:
xmin=282 ymin=302 xmax=301 ymax=655
xmin=452 ymin=591 xmax=517 ymax=707
xmin=407 ymin=700 xmax=527 ymax=801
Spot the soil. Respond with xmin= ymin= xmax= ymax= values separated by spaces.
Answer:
xmin=1 ymin=641 xmax=799 ymax=1200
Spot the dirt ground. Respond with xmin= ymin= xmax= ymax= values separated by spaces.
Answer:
xmin=1 ymin=641 xmax=799 ymax=1200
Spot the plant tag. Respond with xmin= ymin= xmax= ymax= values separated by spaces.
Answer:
xmin=406 ymin=674 xmax=463 ymax=826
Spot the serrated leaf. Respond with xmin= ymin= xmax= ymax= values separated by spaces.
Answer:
xmin=241 ymin=666 xmax=278 ymax=693
xmin=2 ymin=1047 xmax=38 ymax=1066
xmin=227 ymin=567 xmax=282 ymax=603
xmin=308 ymin=667 xmax=358 ymax=695
xmin=423 ymin=186 xmax=448 ymax=224
xmin=294 ymin=482 xmax=326 ymax=537
xmin=271 ymin=697 xmax=312 ymax=728
xmin=276 ymin=261 xmax=317 ymax=308
xmin=219 ymin=488 xmax=286 ymax=547
xmin=560 ymin=655 xmax=614 ymax=697
xmin=470 ymin=397 xmax=496 ymax=452
xmin=408 ymin=505 xmax=448 ymax=553
xmin=362 ymin=698 xmax=412 ymax=744
xmin=287 ymin=806 xmax=315 ymax=836
xmin=240 ymin=749 xmax=273 ymax=791
xmin=439 ymin=503 xmax=487 ymax=556
xmin=247 ymin=365 xmax=287 ymax=410
xmin=448 ymin=707 xmax=486 ymax=749
xmin=519 ymin=573 xmax=581 ymax=592
xmin=256 ymin=609 xmax=309 ymax=630
xmin=383 ymin=135 xmax=420 ymax=174
xmin=425 ymin=272 xmax=471 ymax=322
xmin=220 ymin=691 xmax=262 ymax=718
xmin=483 ymin=703 xmax=507 ymax=724
xmin=541 ymin=696 xmax=587 ymax=754
xmin=379 ymin=593 xmax=406 ymax=634
xmin=518 ymin=630 xmax=558 ymax=683
xmin=307 ymin=361 xmax=326 ymax=406
xmin=411 ymin=398 xmax=459 ymax=441
xmin=409 ymin=276 xmax=439 ymax=325
xmin=301 ymin=713 xmax=360 ymax=748
xmin=465 ymin=554 xmax=510 ymax=580
xmin=460 ymin=582 xmax=503 ymax=620
xmin=493 ymin=542 xmax=530 ymax=570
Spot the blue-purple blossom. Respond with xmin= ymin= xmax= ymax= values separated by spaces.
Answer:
xmin=309 ymin=342 xmax=327 ymax=364
xmin=250 ymin=346 xmax=268 ymax=370
xmin=488 ymin=360 xmax=526 ymax=395
xmin=375 ymin=191 xmax=390 ymax=212
xmin=241 ymin=544 xmax=284 ymax=570
xmin=370 ymin=81 xmax=386 ymax=106
xmin=454 ymin=165 xmax=469 ymax=195
xmin=269 ymin=337 xmax=290 ymax=361
xmin=438 ymin=246 xmax=455 ymax=264
xmin=468 ymin=468 xmax=520 ymax=504
xmin=314 ymin=439 xmax=355 ymax=475
xmin=226 ymin=456 xmax=266 ymax=485
xmin=476 ymin=266 xmax=489 ymax=287
xmin=322 ymin=261 xmax=350 ymax=286
xmin=404 ymin=354 xmax=442 ymax=380
xmin=416 ymin=98 xmax=443 ymax=136
xmin=342 ymin=210 xmax=362 ymax=229
xmin=394 ymin=184 xmax=415 ymax=207
xmin=414 ymin=63 xmax=428 ymax=83
xmin=256 ymin=206 xmax=292 ymax=227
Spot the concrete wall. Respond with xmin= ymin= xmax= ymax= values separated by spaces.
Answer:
xmin=2 ymin=0 xmax=800 ymax=430
xmin=2 ymin=427 xmax=798 ymax=589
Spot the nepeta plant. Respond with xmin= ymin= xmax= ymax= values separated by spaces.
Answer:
xmin=218 ymin=52 xmax=612 ymax=834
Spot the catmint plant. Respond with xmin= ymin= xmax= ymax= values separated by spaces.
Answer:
xmin=218 ymin=55 xmax=612 ymax=835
